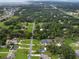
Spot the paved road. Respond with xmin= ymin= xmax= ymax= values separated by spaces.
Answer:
xmin=51 ymin=5 xmax=79 ymax=19
xmin=0 ymin=8 xmax=16 ymax=21
xmin=28 ymin=22 xmax=35 ymax=59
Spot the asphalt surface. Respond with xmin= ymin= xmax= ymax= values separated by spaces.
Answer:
xmin=28 ymin=22 xmax=35 ymax=59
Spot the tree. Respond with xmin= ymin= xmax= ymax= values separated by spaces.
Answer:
xmin=47 ymin=44 xmax=76 ymax=59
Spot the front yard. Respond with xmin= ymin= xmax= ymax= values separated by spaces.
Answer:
xmin=15 ymin=39 xmax=40 ymax=59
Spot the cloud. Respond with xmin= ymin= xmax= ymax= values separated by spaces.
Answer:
xmin=0 ymin=0 xmax=27 ymax=2
xmin=0 ymin=0 xmax=79 ymax=2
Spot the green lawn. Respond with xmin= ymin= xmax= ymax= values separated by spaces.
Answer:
xmin=21 ymin=39 xmax=31 ymax=44
xmin=15 ymin=49 xmax=40 ymax=59
xmin=5 ymin=16 xmax=19 ymax=22
xmin=32 ymin=56 xmax=40 ymax=59
xmin=32 ymin=44 xmax=40 ymax=51
xmin=20 ymin=39 xmax=40 ymax=51
xmin=0 ymin=16 xmax=19 ymax=28
xmin=21 ymin=39 xmax=40 ymax=44
xmin=0 ymin=48 xmax=9 ymax=59
xmin=64 ymin=39 xmax=74 ymax=45
xmin=27 ymin=23 xmax=33 ymax=32
xmin=0 ymin=53 xmax=7 ymax=59
xmin=33 ymin=39 xmax=40 ymax=44
xmin=19 ymin=45 xmax=30 ymax=48
xmin=0 ymin=22 xmax=9 ymax=28
xmin=0 ymin=48 xmax=9 ymax=52
xmin=15 ymin=49 xmax=28 ymax=59
xmin=15 ymin=39 xmax=41 ymax=59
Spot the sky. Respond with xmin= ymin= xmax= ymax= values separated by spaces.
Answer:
xmin=0 ymin=0 xmax=79 ymax=2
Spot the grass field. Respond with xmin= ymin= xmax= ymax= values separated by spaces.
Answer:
xmin=15 ymin=49 xmax=28 ymax=59
xmin=0 ymin=48 xmax=9 ymax=59
xmin=0 ymin=48 xmax=9 ymax=52
xmin=0 ymin=53 xmax=7 ymax=59
xmin=27 ymin=23 xmax=33 ymax=32
xmin=15 ymin=39 xmax=40 ymax=59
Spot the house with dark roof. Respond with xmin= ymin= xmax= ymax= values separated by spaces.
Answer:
xmin=41 ymin=39 xmax=52 ymax=46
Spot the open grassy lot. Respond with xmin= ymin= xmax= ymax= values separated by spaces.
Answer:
xmin=19 ymin=45 xmax=30 ymax=48
xmin=20 ymin=39 xmax=40 ymax=44
xmin=0 ymin=48 xmax=9 ymax=52
xmin=0 ymin=16 xmax=19 ymax=28
xmin=27 ymin=23 xmax=33 ymax=32
xmin=0 ymin=48 xmax=9 ymax=59
xmin=33 ymin=39 xmax=40 ymax=44
xmin=32 ymin=56 xmax=40 ymax=59
xmin=20 ymin=39 xmax=40 ymax=51
xmin=21 ymin=39 xmax=31 ymax=44
xmin=16 ymin=39 xmax=40 ymax=59
xmin=15 ymin=49 xmax=40 ymax=59
xmin=15 ymin=49 xmax=28 ymax=59
xmin=0 ymin=53 xmax=7 ymax=59
xmin=5 ymin=16 xmax=19 ymax=22
xmin=0 ymin=22 xmax=9 ymax=28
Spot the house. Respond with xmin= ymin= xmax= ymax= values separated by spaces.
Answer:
xmin=39 ymin=47 xmax=47 ymax=53
xmin=75 ymin=50 xmax=79 ymax=57
xmin=40 ymin=54 xmax=51 ymax=59
xmin=6 ymin=38 xmax=18 ymax=46
xmin=41 ymin=39 xmax=52 ymax=46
